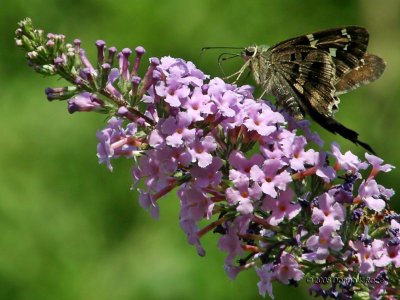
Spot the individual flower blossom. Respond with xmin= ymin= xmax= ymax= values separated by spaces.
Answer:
xmin=157 ymin=145 xmax=192 ymax=169
xmin=96 ymin=117 xmax=138 ymax=171
xmin=67 ymin=91 xmax=104 ymax=113
xmin=226 ymin=176 xmax=262 ymax=215
xmin=210 ymin=89 xmax=240 ymax=118
xmin=281 ymin=135 xmax=316 ymax=171
xmin=259 ymin=128 xmax=295 ymax=160
xmin=358 ymin=178 xmax=387 ymax=212
xmin=161 ymin=112 xmax=196 ymax=147
xmin=155 ymin=76 xmax=191 ymax=107
xmin=225 ymin=264 xmax=248 ymax=281
xmin=190 ymin=157 xmax=223 ymax=188
xmin=305 ymin=225 xmax=344 ymax=261
xmin=187 ymin=135 xmax=217 ymax=168
xmin=256 ymin=263 xmax=275 ymax=299
xmin=314 ymin=151 xmax=336 ymax=182
xmin=179 ymin=186 xmax=214 ymax=222
xmin=138 ymin=189 xmax=159 ymax=219
xmin=373 ymin=240 xmax=400 ymax=268
xmin=261 ymin=188 xmax=301 ymax=226
xmin=218 ymin=221 xmax=246 ymax=265
xmin=228 ymin=150 xmax=264 ymax=183
xmin=331 ymin=142 xmax=368 ymax=172
xmin=349 ymin=239 xmax=385 ymax=274
xmin=244 ymin=102 xmax=285 ymax=136
xmin=179 ymin=216 xmax=205 ymax=257
xmin=132 ymin=148 xmax=176 ymax=193
xmin=250 ymin=159 xmax=292 ymax=198
xmin=182 ymin=87 xmax=212 ymax=122
xmin=365 ymin=153 xmax=395 ymax=177
xmin=311 ymin=192 xmax=345 ymax=230
xmin=274 ymin=252 xmax=304 ymax=284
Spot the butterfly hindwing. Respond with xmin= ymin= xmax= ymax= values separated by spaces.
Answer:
xmin=335 ymin=53 xmax=386 ymax=95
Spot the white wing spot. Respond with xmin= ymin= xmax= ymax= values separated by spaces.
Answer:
xmin=329 ymin=48 xmax=337 ymax=57
xmin=294 ymin=83 xmax=304 ymax=94
xmin=306 ymin=34 xmax=318 ymax=47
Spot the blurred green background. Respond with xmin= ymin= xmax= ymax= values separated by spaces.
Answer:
xmin=1 ymin=1 xmax=399 ymax=299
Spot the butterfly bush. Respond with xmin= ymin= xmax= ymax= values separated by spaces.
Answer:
xmin=16 ymin=18 xmax=399 ymax=299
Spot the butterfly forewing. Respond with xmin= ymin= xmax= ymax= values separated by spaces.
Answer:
xmin=269 ymin=46 xmax=338 ymax=118
xmin=269 ymin=26 xmax=369 ymax=79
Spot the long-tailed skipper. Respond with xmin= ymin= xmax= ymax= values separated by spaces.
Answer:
xmin=225 ymin=26 xmax=386 ymax=153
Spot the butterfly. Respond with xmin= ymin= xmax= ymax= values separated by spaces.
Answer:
xmin=230 ymin=26 xmax=386 ymax=153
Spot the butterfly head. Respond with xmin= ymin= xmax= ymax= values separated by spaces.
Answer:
xmin=241 ymin=45 xmax=258 ymax=61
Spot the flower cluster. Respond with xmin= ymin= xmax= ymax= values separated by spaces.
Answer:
xmin=16 ymin=18 xmax=399 ymax=299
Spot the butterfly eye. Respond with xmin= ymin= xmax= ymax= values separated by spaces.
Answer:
xmin=244 ymin=47 xmax=256 ymax=57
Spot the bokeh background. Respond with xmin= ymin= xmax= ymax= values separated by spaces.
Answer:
xmin=1 ymin=1 xmax=399 ymax=299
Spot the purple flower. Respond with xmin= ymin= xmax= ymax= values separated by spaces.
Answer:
xmin=244 ymin=103 xmax=284 ymax=136
xmin=314 ymin=151 xmax=336 ymax=182
xmin=68 ymin=92 xmax=103 ymax=113
xmin=155 ymin=80 xmax=190 ymax=107
xmin=228 ymin=150 xmax=264 ymax=183
xmin=183 ymin=87 xmax=212 ymax=121
xmin=256 ymin=264 xmax=275 ymax=299
xmin=218 ymin=223 xmax=245 ymax=265
xmin=179 ymin=217 xmax=205 ymax=257
xmin=187 ymin=135 xmax=217 ymax=168
xmin=132 ymin=148 xmax=176 ymax=193
xmin=211 ymin=89 xmax=240 ymax=118
xmin=226 ymin=176 xmax=262 ymax=215
xmin=374 ymin=242 xmax=400 ymax=268
xmin=282 ymin=136 xmax=317 ymax=171
xmin=138 ymin=189 xmax=159 ymax=219
xmin=274 ymin=252 xmax=304 ymax=284
xmin=190 ymin=157 xmax=223 ymax=188
xmin=179 ymin=186 xmax=214 ymax=222
xmin=311 ymin=192 xmax=345 ymax=229
xmin=157 ymin=145 xmax=192 ymax=169
xmin=96 ymin=117 xmax=138 ymax=171
xmin=365 ymin=153 xmax=395 ymax=177
xmin=349 ymin=239 xmax=385 ymax=274
xmin=358 ymin=179 xmax=387 ymax=212
xmin=250 ymin=159 xmax=292 ymax=198
xmin=261 ymin=188 xmax=301 ymax=225
xmin=331 ymin=143 xmax=368 ymax=172
xmin=161 ymin=112 xmax=196 ymax=147
xmin=305 ymin=225 xmax=344 ymax=261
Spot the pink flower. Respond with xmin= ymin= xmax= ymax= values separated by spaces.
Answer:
xmin=262 ymin=188 xmax=301 ymax=225
xmin=274 ymin=252 xmax=304 ymax=284
xmin=350 ymin=239 xmax=385 ymax=274
xmin=305 ymin=225 xmax=344 ymax=261
xmin=311 ymin=192 xmax=345 ymax=229
xmin=256 ymin=264 xmax=275 ymax=299
xmin=250 ymin=159 xmax=292 ymax=198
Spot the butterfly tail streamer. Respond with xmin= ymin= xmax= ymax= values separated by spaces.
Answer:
xmin=309 ymin=110 xmax=376 ymax=154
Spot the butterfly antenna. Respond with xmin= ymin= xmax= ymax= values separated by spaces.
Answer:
xmin=201 ymin=46 xmax=241 ymax=59
xmin=202 ymin=46 xmax=244 ymax=51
